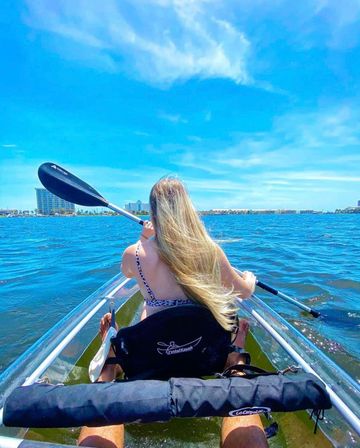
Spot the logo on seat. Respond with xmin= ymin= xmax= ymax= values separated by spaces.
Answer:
xmin=157 ymin=337 xmax=202 ymax=355
xmin=229 ymin=406 xmax=271 ymax=416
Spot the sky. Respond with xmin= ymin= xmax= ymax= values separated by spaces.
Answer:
xmin=1 ymin=0 xmax=360 ymax=211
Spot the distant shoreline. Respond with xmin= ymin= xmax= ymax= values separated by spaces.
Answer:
xmin=1 ymin=207 xmax=360 ymax=218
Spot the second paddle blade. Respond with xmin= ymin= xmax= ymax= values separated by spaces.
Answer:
xmin=38 ymin=162 xmax=109 ymax=207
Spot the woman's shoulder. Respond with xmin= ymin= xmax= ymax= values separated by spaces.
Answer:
xmin=121 ymin=243 xmax=137 ymax=277
xmin=123 ymin=239 xmax=157 ymax=257
xmin=122 ymin=243 xmax=137 ymax=257
xmin=121 ymin=240 xmax=159 ymax=277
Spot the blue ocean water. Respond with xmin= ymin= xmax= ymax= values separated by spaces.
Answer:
xmin=0 ymin=214 xmax=359 ymax=380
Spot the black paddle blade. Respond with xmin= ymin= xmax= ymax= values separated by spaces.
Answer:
xmin=38 ymin=163 xmax=109 ymax=207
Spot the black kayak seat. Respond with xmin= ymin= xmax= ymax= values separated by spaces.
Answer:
xmin=109 ymin=305 xmax=233 ymax=380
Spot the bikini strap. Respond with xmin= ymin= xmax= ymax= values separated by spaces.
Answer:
xmin=135 ymin=242 xmax=157 ymax=301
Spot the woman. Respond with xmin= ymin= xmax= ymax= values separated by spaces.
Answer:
xmin=79 ymin=177 xmax=268 ymax=448
xmin=123 ymin=176 xmax=256 ymax=326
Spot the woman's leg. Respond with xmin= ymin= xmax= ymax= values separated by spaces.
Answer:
xmin=233 ymin=319 xmax=250 ymax=348
xmin=78 ymin=314 xmax=124 ymax=448
xmin=225 ymin=319 xmax=249 ymax=369
xmin=221 ymin=415 xmax=268 ymax=448
xmin=221 ymin=319 xmax=269 ymax=448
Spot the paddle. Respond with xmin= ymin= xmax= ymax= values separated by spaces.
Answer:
xmin=38 ymin=162 xmax=144 ymax=225
xmin=234 ymin=269 xmax=320 ymax=318
xmin=256 ymin=280 xmax=320 ymax=317
xmin=38 ymin=162 xmax=320 ymax=318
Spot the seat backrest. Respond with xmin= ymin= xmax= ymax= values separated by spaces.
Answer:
xmin=111 ymin=305 xmax=232 ymax=380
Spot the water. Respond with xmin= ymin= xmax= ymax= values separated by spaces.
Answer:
xmin=0 ymin=214 xmax=359 ymax=383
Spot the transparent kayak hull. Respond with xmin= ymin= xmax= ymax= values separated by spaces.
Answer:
xmin=0 ymin=275 xmax=139 ymax=441
xmin=240 ymin=295 xmax=360 ymax=447
xmin=0 ymin=273 xmax=359 ymax=447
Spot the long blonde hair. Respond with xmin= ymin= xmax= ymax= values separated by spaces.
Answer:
xmin=150 ymin=177 xmax=238 ymax=331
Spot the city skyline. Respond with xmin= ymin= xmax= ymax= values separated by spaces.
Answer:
xmin=1 ymin=192 xmax=359 ymax=214
xmin=1 ymin=2 xmax=360 ymax=211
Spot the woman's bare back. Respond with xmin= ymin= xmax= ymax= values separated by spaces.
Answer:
xmin=122 ymin=239 xmax=189 ymax=316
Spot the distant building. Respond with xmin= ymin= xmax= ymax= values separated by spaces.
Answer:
xmin=36 ymin=188 xmax=75 ymax=215
xmin=125 ymin=200 xmax=150 ymax=213
xmin=358 ymin=200 xmax=360 ymax=207
xmin=0 ymin=209 xmax=18 ymax=216
xmin=251 ymin=209 xmax=276 ymax=214
xmin=277 ymin=209 xmax=297 ymax=214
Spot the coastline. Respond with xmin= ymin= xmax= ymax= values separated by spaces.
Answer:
xmin=1 ymin=208 xmax=360 ymax=218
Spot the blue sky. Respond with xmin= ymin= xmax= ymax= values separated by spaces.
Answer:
xmin=1 ymin=0 xmax=360 ymax=211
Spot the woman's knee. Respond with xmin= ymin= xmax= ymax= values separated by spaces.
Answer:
xmin=221 ymin=415 xmax=268 ymax=448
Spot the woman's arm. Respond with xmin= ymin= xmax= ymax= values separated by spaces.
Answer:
xmin=218 ymin=246 xmax=256 ymax=299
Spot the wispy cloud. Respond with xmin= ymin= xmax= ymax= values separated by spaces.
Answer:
xmin=210 ymin=105 xmax=360 ymax=171
xmin=277 ymin=171 xmax=360 ymax=183
xmin=163 ymin=103 xmax=360 ymax=208
xmin=173 ymin=151 xmax=227 ymax=175
xmin=159 ymin=112 xmax=188 ymax=124
xmin=2 ymin=144 xmax=17 ymax=148
xmin=22 ymin=0 xmax=360 ymax=92
xmin=236 ymin=0 xmax=360 ymax=51
xmin=24 ymin=0 xmax=251 ymax=86
xmin=312 ymin=0 xmax=360 ymax=50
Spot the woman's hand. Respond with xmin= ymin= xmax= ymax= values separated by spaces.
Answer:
xmin=140 ymin=220 xmax=155 ymax=240
xmin=241 ymin=271 xmax=257 ymax=296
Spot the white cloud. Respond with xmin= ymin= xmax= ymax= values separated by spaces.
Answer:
xmin=22 ymin=0 xmax=360 ymax=90
xmin=2 ymin=144 xmax=17 ymax=148
xmin=209 ymin=105 xmax=360 ymax=171
xmin=24 ymin=0 xmax=251 ymax=86
xmin=160 ymin=105 xmax=360 ymax=188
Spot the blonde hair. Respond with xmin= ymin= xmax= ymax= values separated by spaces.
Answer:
xmin=150 ymin=177 xmax=238 ymax=331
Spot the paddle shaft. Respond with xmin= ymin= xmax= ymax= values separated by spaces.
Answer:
xmin=107 ymin=202 xmax=144 ymax=225
xmin=234 ymin=268 xmax=320 ymax=317
xmin=257 ymin=281 xmax=320 ymax=317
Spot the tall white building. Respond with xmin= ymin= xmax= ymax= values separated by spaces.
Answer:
xmin=125 ymin=200 xmax=150 ymax=213
xmin=36 ymin=188 xmax=75 ymax=215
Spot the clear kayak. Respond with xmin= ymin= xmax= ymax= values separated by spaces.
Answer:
xmin=0 ymin=272 xmax=359 ymax=448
